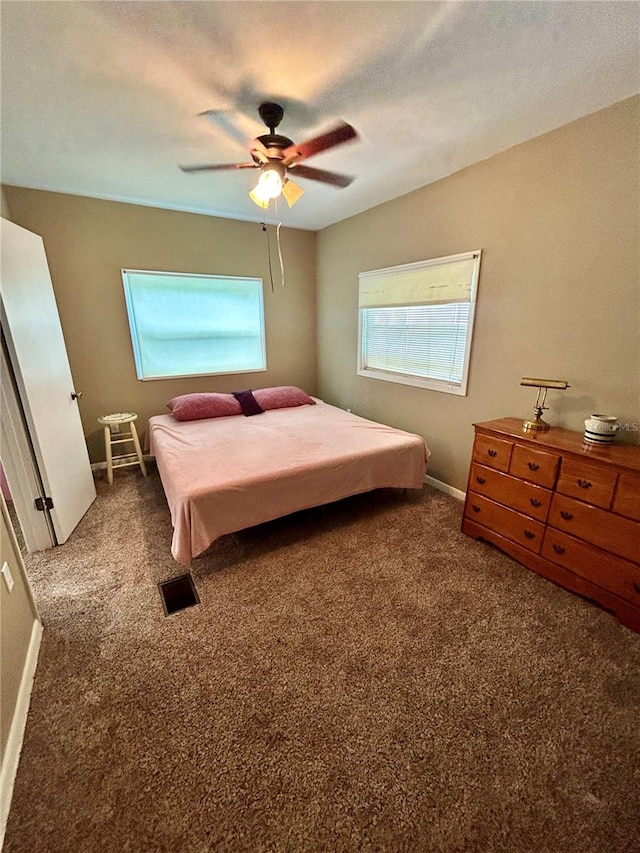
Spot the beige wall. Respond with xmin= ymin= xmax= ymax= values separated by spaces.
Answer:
xmin=1 ymin=184 xmax=40 ymax=765
xmin=317 ymin=95 xmax=640 ymax=491
xmin=0 ymin=499 xmax=39 ymax=759
xmin=2 ymin=189 xmax=317 ymax=461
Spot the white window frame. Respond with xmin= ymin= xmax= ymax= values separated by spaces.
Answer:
xmin=122 ymin=269 xmax=267 ymax=382
xmin=357 ymin=250 xmax=481 ymax=396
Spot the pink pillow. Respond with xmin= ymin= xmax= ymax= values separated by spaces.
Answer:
xmin=253 ymin=386 xmax=316 ymax=410
xmin=167 ymin=393 xmax=242 ymax=421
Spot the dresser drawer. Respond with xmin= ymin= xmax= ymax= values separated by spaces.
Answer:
xmin=542 ymin=529 xmax=640 ymax=606
xmin=469 ymin=464 xmax=551 ymax=522
xmin=472 ymin=434 xmax=513 ymax=472
xmin=556 ymin=459 xmax=617 ymax=509
xmin=465 ymin=493 xmax=544 ymax=553
xmin=613 ymin=474 xmax=640 ymax=522
xmin=509 ymin=444 xmax=560 ymax=488
xmin=549 ymin=493 xmax=640 ymax=564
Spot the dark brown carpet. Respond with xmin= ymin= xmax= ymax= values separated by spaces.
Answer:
xmin=5 ymin=469 xmax=640 ymax=852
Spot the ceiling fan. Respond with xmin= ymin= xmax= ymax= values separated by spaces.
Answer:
xmin=180 ymin=102 xmax=358 ymax=209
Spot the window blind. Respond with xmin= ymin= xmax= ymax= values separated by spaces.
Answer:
xmin=122 ymin=270 xmax=266 ymax=380
xmin=358 ymin=250 xmax=481 ymax=395
xmin=361 ymin=303 xmax=471 ymax=384
xmin=358 ymin=253 xmax=477 ymax=309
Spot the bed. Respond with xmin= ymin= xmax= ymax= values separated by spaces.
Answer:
xmin=148 ymin=397 xmax=429 ymax=564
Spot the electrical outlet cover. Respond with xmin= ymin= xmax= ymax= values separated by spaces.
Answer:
xmin=1 ymin=561 xmax=15 ymax=593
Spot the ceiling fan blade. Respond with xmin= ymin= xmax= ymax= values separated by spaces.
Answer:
xmin=282 ymin=179 xmax=304 ymax=208
xmin=179 ymin=162 xmax=258 ymax=173
xmin=249 ymin=138 xmax=270 ymax=164
xmin=288 ymin=164 xmax=353 ymax=188
xmin=198 ymin=110 xmax=249 ymax=148
xmin=282 ymin=121 xmax=358 ymax=166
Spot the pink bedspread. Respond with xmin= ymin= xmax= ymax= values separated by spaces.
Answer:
xmin=149 ymin=400 xmax=429 ymax=564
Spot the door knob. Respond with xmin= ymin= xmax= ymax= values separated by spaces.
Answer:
xmin=71 ymin=391 xmax=83 ymax=401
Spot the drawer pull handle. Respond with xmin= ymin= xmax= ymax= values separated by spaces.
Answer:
xmin=487 ymin=449 xmax=498 ymax=458
xmin=475 ymin=476 xmax=486 ymax=485
xmin=471 ymin=504 xmax=481 ymax=513
xmin=524 ymin=530 xmax=536 ymax=540
xmin=577 ymin=479 xmax=592 ymax=489
xmin=530 ymin=498 xmax=542 ymax=508
xmin=553 ymin=544 xmax=565 ymax=555
xmin=634 ymin=583 xmax=640 ymax=596
xmin=560 ymin=510 xmax=573 ymax=521
xmin=528 ymin=462 xmax=540 ymax=471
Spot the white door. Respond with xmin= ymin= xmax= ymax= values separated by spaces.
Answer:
xmin=1 ymin=217 xmax=96 ymax=543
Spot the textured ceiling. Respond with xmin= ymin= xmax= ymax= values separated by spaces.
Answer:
xmin=1 ymin=1 xmax=638 ymax=231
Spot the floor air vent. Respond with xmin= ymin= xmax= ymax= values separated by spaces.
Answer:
xmin=159 ymin=573 xmax=200 ymax=616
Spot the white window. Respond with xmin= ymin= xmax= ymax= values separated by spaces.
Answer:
xmin=122 ymin=269 xmax=266 ymax=381
xmin=358 ymin=250 xmax=481 ymax=396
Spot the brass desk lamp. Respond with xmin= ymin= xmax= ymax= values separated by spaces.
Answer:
xmin=520 ymin=377 xmax=570 ymax=431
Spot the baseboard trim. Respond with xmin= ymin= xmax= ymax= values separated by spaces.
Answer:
xmin=425 ymin=474 xmax=466 ymax=502
xmin=0 ymin=619 xmax=43 ymax=847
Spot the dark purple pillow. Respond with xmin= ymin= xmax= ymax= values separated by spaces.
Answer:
xmin=232 ymin=389 xmax=265 ymax=417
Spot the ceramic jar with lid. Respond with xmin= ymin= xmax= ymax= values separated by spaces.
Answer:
xmin=584 ymin=414 xmax=618 ymax=445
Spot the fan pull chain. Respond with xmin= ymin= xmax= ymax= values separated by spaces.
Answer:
xmin=273 ymin=198 xmax=285 ymax=288
xmin=276 ymin=222 xmax=285 ymax=287
xmin=262 ymin=222 xmax=275 ymax=293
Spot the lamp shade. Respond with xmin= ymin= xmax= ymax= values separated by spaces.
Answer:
xmin=249 ymin=167 xmax=284 ymax=208
xmin=248 ymin=187 xmax=269 ymax=209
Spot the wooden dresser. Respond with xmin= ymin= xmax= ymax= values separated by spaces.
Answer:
xmin=462 ymin=418 xmax=640 ymax=633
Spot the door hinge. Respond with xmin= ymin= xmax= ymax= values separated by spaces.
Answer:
xmin=34 ymin=496 xmax=54 ymax=512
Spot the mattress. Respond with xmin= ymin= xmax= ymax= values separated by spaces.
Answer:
xmin=148 ymin=399 xmax=429 ymax=564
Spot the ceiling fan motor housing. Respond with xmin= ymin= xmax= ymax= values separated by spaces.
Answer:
xmin=253 ymin=134 xmax=294 ymax=164
xmin=262 ymin=160 xmax=285 ymax=180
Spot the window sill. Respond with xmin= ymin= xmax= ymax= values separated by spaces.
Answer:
xmin=137 ymin=367 xmax=267 ymax=382
xmin=357 ymin=367 xmax=467 ymax=396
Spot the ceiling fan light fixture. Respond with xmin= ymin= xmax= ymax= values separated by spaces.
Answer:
xmin=282 ymin=178 xmax=304 ymax=208
xmin=248 ymin=187 xmax=269 ymax=209
xmin=250 ymin=164 xmax=284 ymax=207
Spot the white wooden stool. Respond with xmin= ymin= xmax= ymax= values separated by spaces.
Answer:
xmin=98 ymin=412 xmax=147 ymax=485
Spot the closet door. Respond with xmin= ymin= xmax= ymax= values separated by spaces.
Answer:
xmin=0 ymin=218 xmax=95 ymax=543
xmin=1 ymin=343 xmax=55 ymax=551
